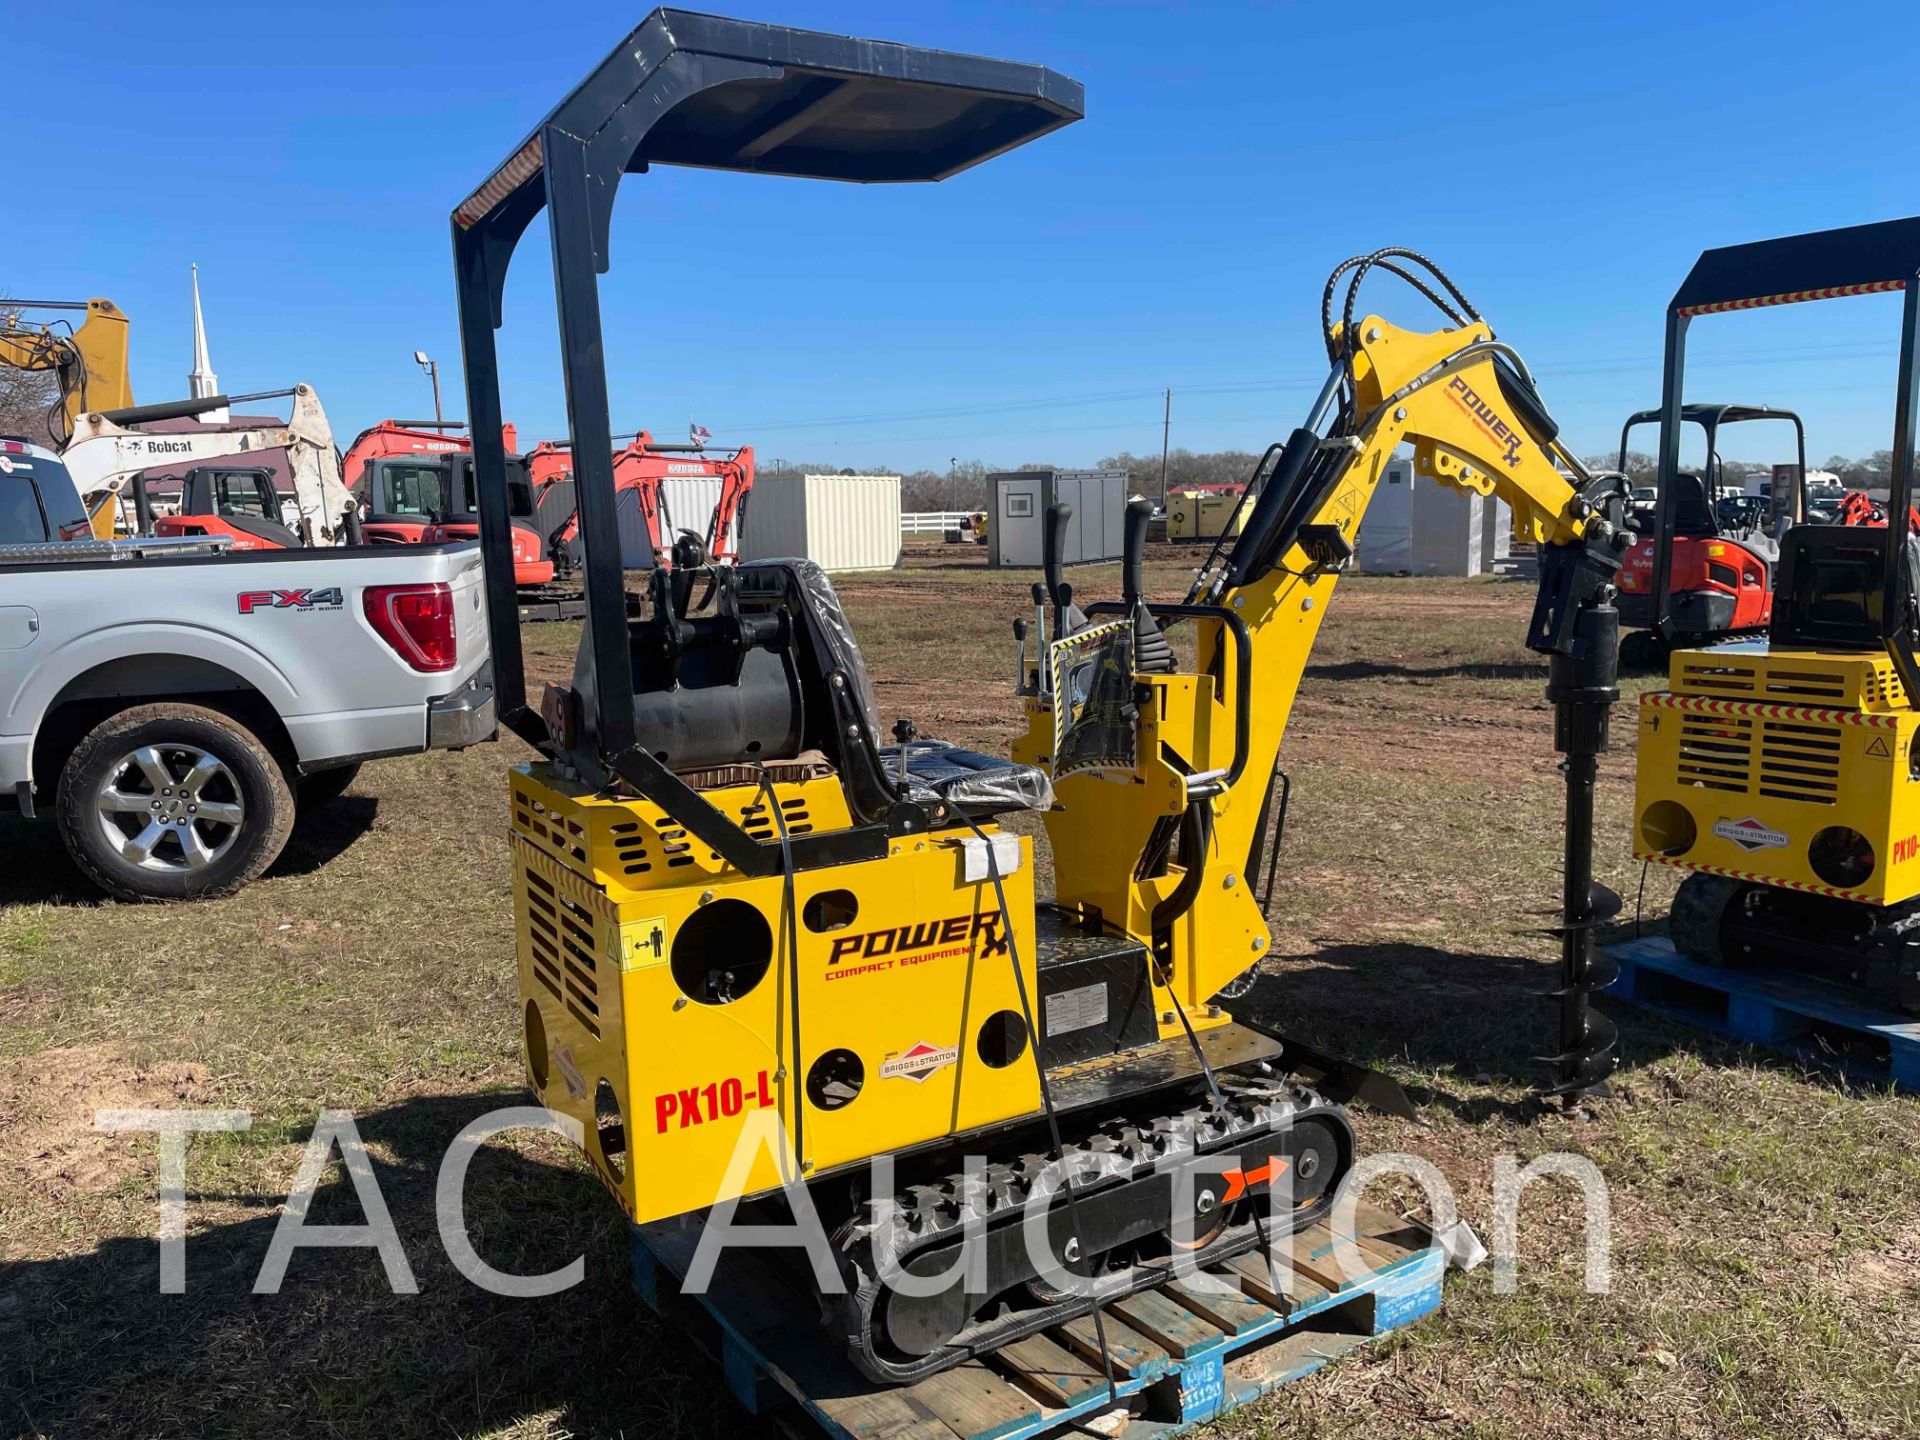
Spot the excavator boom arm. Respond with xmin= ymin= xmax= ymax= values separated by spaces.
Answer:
xmin=63 ymin=385 xmax=356 ymax=545
xmin=0 ymin=300 xmax=132 ymax=447
xmin=1030 ymin=283 xmax=1627 ymax=1101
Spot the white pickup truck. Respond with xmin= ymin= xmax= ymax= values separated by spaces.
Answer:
xmin=0 ymin=437 xmax=494 ymax=900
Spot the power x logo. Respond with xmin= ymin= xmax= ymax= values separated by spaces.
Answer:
xmin=237 ymin=588 xmax=344 ymax=615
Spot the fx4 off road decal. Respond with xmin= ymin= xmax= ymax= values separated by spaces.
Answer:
xmin=825 ymin=909 xmax=1006 ymax=982
xmin=237 ymin=587 xmax=344 ymax=615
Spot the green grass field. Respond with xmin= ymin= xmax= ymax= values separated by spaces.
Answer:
xmin=2 ymin=550 xmax=1917 ymax=1438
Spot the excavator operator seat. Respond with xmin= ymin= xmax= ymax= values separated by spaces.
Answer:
xmin=883 ymin=739 xmax=1054 ymax=817
xmin=1670 ymin=471 xmax=1717 ymax=538
xmin=623 ymin=558 xmax=1051 ymax=826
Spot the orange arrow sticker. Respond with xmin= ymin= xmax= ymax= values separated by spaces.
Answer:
xmin=1220 ymin=1156 xmax=1290 ymax=1205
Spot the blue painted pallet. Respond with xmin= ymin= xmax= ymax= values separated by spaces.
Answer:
xmin=1605 ymin=936 xmax=1920 ymax=1092
xmin=632 ymin=1201 xmax=1445 ymax=1440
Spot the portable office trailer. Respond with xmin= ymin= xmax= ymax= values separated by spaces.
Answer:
xmin=738 ymin=473 xmax=900 ymax=572
xmin=987 ymin=469 xmax=1128 ymax=567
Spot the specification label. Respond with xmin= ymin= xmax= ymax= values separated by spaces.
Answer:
xmin=1044 ymin=981 xmax=1108 ymax=1036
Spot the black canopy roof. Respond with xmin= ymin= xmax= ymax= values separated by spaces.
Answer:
xmin=1621 ymin=403 xmax=1800 ymax=429
xmin=453 ymin=9 xmax=1083 ymax=319
xmin=452 ymin=11 xmax=1083 ymax=827
xmin=1672 ymin=216 xmax=1920 ymax=317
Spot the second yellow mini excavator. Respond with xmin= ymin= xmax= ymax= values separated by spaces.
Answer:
xmin=453 ymin=11 xmax=1632 ymax=1386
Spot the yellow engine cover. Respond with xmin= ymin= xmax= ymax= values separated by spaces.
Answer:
xmin=509 ymin=764 xmax=1042 ymax=1225
xmin=1633 ymin=645 xmax=1920 ymax=905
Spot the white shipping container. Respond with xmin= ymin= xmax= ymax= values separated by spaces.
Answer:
xmin=660 ymin=475 xmax=723 ymax=543
xmin=740 ymin=473 xmax=901 ymax=572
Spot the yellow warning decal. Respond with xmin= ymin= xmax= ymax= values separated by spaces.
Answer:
xmin=622 ymin=916 xmax=671 ymax=971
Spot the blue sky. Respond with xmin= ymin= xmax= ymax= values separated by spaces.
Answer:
xmin=10 ymin=1 xmax=1920 ymax=472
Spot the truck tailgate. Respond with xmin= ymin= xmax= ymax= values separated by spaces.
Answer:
xmin=0 ymin=541 xmax=495 ymax=777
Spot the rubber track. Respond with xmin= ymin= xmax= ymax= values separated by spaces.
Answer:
xmin=828 ymin=1076 xmax=1352 ymax=1385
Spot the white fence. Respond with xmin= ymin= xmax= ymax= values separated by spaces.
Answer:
xmin=902 ymin=511 xmax=974 ymax=535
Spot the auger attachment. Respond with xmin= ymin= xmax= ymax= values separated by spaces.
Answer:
xmin=1541 ymin=583 xmax=1623 ymax=1102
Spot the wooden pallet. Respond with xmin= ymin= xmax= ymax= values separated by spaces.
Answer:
xmin=632 ymin=1202 xmax=1445 ymax=1439
xmin=1605 ymin=936 xmax=1920 ymax=1092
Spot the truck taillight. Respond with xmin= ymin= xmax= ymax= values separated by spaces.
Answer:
xmin=364 ymin=583 xmax=456 ymax=672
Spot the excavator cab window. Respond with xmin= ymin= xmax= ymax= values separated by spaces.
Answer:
xmin=209 ymin=470 xmax=280 ymax=522
xmin=378 ymin=462 xmax=446 ymax=518
xmin=441 ymin=456 xmax=534 ymax=520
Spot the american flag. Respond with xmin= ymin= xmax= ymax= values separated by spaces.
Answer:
xmin=689 ymin=423 xmax=712 ymax=448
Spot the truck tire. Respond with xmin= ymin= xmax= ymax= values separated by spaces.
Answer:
xmin=297 ymin=762 xmax=362 ymax=811
xmin=56 ymin=703 xmax=296 ymax=902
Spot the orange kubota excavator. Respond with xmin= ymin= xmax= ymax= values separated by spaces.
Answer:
xmin=520 ymin=429 xmax=755 ymax=580
xmin=1831 ymin=488 xmax=1920 ymax=532
xmin=341 ymin=419 xmax=554 ymax=585
xmin=341 ymin=418 xmax=517 ymax=545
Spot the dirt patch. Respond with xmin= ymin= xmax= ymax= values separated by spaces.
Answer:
xmin=0 ymin=1042 xmax=209 ymax=1201
xmin=1845 ymin=1224 xmax=1920 ymax=1301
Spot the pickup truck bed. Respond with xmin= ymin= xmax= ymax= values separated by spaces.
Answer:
xmin=0 ymin=535 xmax=495 ymax=900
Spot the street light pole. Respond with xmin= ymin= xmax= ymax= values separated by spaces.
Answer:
xmin=414 ymin=350 xmax=443 ymax=425
xmin=949 ymin=456 xmax=958 ymax=512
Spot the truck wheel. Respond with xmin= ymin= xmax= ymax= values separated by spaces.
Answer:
xmin=56 ymin=703 xmax=296 ymax=902
xmin=297 ymin=762 xmax=362 ymax=811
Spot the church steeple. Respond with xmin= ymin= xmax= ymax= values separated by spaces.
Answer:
xmin=189 ymin=264 xmax=219 ymax=400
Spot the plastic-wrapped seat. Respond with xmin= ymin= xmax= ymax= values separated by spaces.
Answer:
xmin=732 ymin=559 xmax=1053 ymax=820
xmin=878 ymin=739 xmax=1053 ymax=816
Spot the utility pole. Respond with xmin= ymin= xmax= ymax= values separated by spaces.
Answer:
xmin=949 ymin=456 xmax=958 ymax=512
xmin=1158 ymin=388 xmax=1172 ymax=504
xmin=414 ymin=350 xmax=443 ymax=424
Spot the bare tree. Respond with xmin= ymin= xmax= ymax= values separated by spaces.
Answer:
xmin=1099 ymin=447 xmax=1263 ymax=494
xmin=0 ymin=300 xmax=62 ymax=447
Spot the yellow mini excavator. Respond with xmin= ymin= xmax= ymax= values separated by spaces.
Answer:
xmin=454 ymin=11 xmax=1631 ymax=1386
xmin=1633 ymin=218 xmax=1920 ymax=1012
